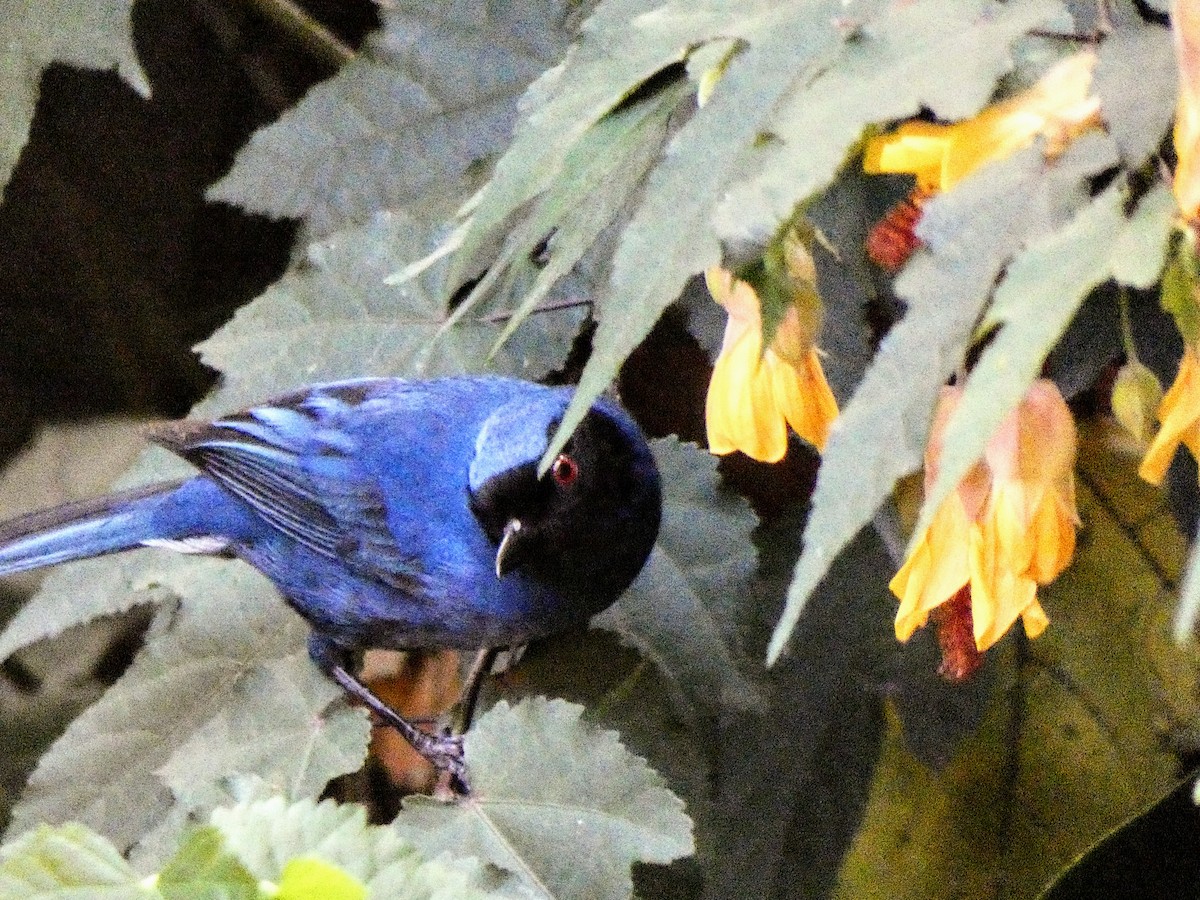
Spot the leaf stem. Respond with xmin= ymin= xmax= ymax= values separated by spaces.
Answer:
xmin=238 ymin=0 xmax=355 ymax=69
xmin=479 ymin=296 xmax=594 ymax=325
xmin=1118 ymin=287 xmax=1140 ymax=364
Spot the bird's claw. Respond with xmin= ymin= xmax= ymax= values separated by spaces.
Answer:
xmin=413 ymin=728 xmax=469 ymax=794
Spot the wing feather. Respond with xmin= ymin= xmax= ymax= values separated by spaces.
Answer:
xmin=147 ymin=382 xmax=419 ymax=590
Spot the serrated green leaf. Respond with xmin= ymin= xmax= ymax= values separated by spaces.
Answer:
xmin=156 ymin=827 xmax=258 ymax=900
xmin=595 ymin=439 xmax=762 ymax=715
xmin=396 ymin=698 xmax=693 ymax=900
xmin=715 ymin=0 xmax=1063 ymax=246
xmin=7 ymin=563 xmax=369 ymax=854
xmin=0 ymin=0 xmax=148 ymax=199
xmin=447 ymin=0 xmax=697 ymax=288
xmin=208 ymin=2 xmax=574 ymax=236
xmin=1111 ymin=182 xmax=1177 ymax=289
xmin=1094 ymin=22 xmax=1176 ymax=169
xmin=195 ymin=212 xmax=584 ymax=413
xmin=835 ymin=429 xmax=1196 ymax=899
xmin=920 ymin=182 xmax=1126 ymax=544
xmin=0 ymin=821 xmax=145 ymax=899
xmin=545 ymin=2 xmax=849 ymax=470
xmin=209 ymin=797 xmax=496 ymax=899
xmin=766 ymin=149 xmax=1058 ymax=664
xmin=483 ymin=76 xmax=689 ymax=353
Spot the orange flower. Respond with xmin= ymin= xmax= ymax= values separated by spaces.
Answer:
xmin=891 ymin=381 xmax=1079 ymax=658
xmin=705 ymin=235 xmax=838 ymax=462
xmin=1140 ymin=344 xmax=1200 ymax=484
xmin=864 ymin=51 xmax=1101 ymax=193
xmin=1173 ymin=0 xmax=1200 ymax=222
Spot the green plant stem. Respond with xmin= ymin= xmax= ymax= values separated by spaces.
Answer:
xmin=240 ymin=0 xmax=355 ymax=69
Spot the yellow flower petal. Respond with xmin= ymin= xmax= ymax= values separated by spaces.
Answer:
xmin=864 ymin=51 xmax=1099 ymax=192
xmin=891 ymin=495 xmax=972 ymax=641
xmin=764 ymin=348 xmax=838 ymax=451
xmin=1020 ymin=599 xmax=1050 ymax=640
xmin=705 ymin=325 xmax=789 ymax=462
xmin=969 ymin=512 xmax=1040 ymax=651
xmin=1140 ymin=345 xmax=1200 ymax=484
xmin=704 ymin=263 xmax=838 ymax=461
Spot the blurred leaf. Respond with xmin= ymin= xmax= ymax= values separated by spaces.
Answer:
xmin=156 ymin=827 xmax=258 ymax=900
xmin=767 ymin=148 xmax=1063 ymax=664
xmin=596 ymin=439 xmax=762 ymax=715
xmin=469 ymin=75 xmax=689 ymax=354
xmin=1110 ymin=182 xmax=1176 ymax=290
xmin=1037 ymin=776 xmax=1200 ymax=898
xmin=835 ymin=426 xmax=1198 ymax=899
xmin=210 ymin=796 xmax=498 ymax=898
xmin=0 ymin=821 xmax=144 ymax=899
xmin=6 ymin=563 xmax=369 ymax=855
xmin=1094 ymin=23 xmax=1176 ymax=169
xmin=0 ymin=0 xmax=148 ymax=199
xmin=447 ymin=0 xmax=698 ymax=288
xmin=208 ymin=2 xmax=575 ymax=236
xmin=695 ymin=508 xmax=895 ymax=899
xmin=396 ymin=697 xmax=693 ymax=900
xmin=714 ymin=0 xmax=1063 ymax=246
xmin=195 ymin=211 xmax=585 ymax=413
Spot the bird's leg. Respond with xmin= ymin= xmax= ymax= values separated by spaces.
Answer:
xmin=308 ymin=635 xmax=468 ymax=794
xmin=455 ymin=646 xmax=501 ymax=733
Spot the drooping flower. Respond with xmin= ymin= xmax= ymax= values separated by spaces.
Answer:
xmin=1135 ymin=4 xmax=1200 ymax=482
xmin=705 ymin=232 xmax=838 ymax=462
xmin=863 ymin=51 xmax=1102 ymax=269
xmin=1140 ymin=344 xmax=1200 ymax=484
xmin=1172 ymin=0 xmax=1200 ymax=223
xmin=891 ymin=381 xmax=1079 ymax=674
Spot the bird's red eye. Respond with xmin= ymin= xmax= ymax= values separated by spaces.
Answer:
xmin=551 ymin=453 xmax=579 ymax=487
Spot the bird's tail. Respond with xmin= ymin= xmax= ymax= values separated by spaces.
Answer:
xmin=0 ymin=481 xmax=188 ymax=576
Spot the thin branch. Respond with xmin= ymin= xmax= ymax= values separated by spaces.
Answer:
xmin=479 ymin=296 xmax=594 ymax=324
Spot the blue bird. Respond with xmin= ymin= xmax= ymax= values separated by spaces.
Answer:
xmin=0 ymin=376 xmax=662 ymax=790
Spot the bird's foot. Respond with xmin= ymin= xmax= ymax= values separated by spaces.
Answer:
xmin=411 ymin=727 xmax=469 ymax=795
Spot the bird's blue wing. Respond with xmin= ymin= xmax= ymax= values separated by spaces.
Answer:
xmin=148 ymin=380 xmax=419 ymax=589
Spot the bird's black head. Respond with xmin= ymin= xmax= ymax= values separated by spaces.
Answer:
xmin=468 ymin=391 xmax=661 ymax=623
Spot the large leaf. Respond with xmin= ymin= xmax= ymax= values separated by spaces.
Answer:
xmin=395 ymin=697 xmax=693 ymax=900
xmin=595 ymin=438 xmax=762 ymax=716
xmin=834 ymin=426 xmax=1198 ymax=899
xmin=0 ymin=822 xmax=146 ymax=900
xmin=195 ymin=211 xmax=585 ymax=413
xmin=1094 ymin=22 xmax=1176 ymax=169
xmin=544 ymin=1 xmax=851 ymax=468
xmin=0 ymin=0 xmax=147 ymax=199
xmin=208 ymin=1 xmax=575 ymax=236
xmin=210 ymin=797 xmax=499 ymax=898
xmin=5 ymin=561 xmax=370 ymax=855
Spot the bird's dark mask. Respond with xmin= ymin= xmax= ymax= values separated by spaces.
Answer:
xmin=467 ymin=400 xmax=661 ymax=602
